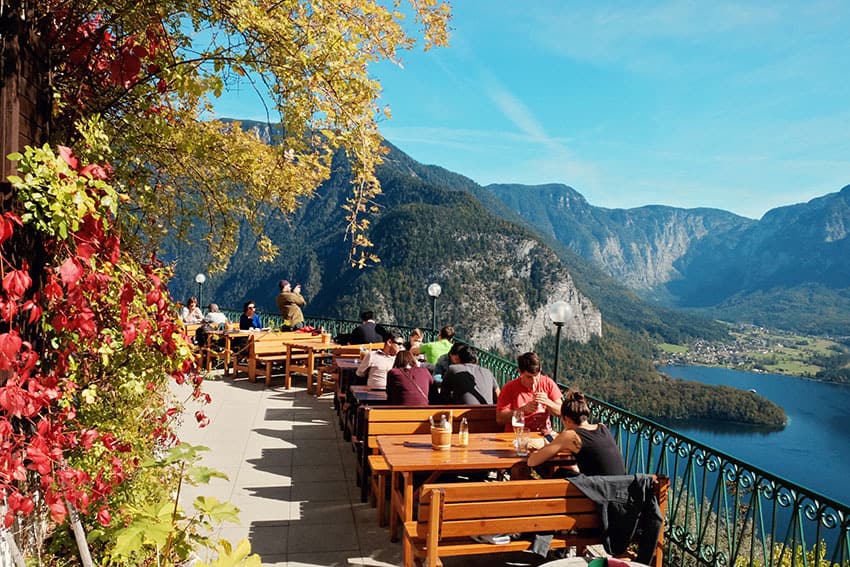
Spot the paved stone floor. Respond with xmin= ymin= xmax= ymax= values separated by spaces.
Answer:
xmin=177 ymin=371 xmax=549 ymax=567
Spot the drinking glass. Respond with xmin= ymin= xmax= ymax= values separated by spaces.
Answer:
xmin=515 ymin=431 xmax=530 ymax=457
xmin=511 ymin=410 xmax=525 ymax=435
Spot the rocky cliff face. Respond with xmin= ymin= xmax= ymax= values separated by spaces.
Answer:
xmin=486 ymin=182 xmax=850 ymax=333
xmin=486 ymin=184 xmax=753 ymax=295
xmin=166 ymin=140 xmax=602 ymax=354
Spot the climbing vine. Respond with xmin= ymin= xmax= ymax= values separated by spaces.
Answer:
xmin=0 ymin=126 xmax=244 ymax=563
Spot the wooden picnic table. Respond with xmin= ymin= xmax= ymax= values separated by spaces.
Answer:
xmin=378 ymin=432 xmax=576 ymax=542
xmin=282 ymin=337 xmax=342 ymax=391
xmin=206 ymin=329 xmax=253 ymax=376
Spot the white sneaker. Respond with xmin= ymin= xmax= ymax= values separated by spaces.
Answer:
xmin=471 ymin=534 xmax=511 ymax=545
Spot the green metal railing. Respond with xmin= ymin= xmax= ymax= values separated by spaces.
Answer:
xmin=216 ymin=311 xmax=850 ymax=565
xmin=470 ymin=350 xmax=850 ymax=567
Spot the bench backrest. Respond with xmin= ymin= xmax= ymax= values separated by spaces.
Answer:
xmin=415 ymin=475 xmax=670 ymax=567
xmin=416 ymin=479 xmax=598 ymax=538
xmin=333 ymin=343 xmax=385 ymax=358
xmin=248 ymin=331 xmax=316 ymax=356
xmin=363 ymin=405 xmax=500 ymax=451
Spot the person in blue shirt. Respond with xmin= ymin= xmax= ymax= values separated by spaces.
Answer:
xmin=239 ymin=301 xmax=262 ymax=330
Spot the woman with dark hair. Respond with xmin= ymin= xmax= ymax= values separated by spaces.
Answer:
xmin=386 ymin=350 xmax=434 ymax=406
xmin=527 ymin=389 xmax=625 ymax=476
xmin=181 ymin=296 xmax=204 ymax=324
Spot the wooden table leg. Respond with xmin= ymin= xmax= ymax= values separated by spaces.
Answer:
xmin=285 ymin=347 xmax=293 ymax=389
xmin=306 ymin=349 xmax=315 ymax=394
xmin=223 ymin=335 xmax=232 ymax=377
xmin=390 ymin=471 xmax=413 ymax=543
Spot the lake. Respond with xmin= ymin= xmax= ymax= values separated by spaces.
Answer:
xmin=658 ymin=365 xmax=850 ymax=506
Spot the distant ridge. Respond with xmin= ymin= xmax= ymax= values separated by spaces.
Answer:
xmin=487 ymin=182 xmax=850 ymax=334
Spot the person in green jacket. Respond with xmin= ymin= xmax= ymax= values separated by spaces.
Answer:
xmin=276 ymin=279 xmax=306 ymax=330
xmin=412 ymin=325 xmax=454 ymax=364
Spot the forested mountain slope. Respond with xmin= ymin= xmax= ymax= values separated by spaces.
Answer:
xmin=163 ymin=133 xmax=783 ymax=426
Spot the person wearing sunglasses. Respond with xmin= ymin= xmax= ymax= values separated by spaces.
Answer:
xmin=239 ymin=301 xmax=262 ymax=330
xmin=356 ymin=331 xmax=405 ymax=390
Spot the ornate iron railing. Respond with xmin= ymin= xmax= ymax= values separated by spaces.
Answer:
xmin=215 ymin=311 xmax=850 ymax=566
xmin=588 ymin=398 xmax=850 ymax=567
xmin=473 ymin=351 xmax=850 ymax=567
xmin=221 ymin=310 xmax=440 ymax=342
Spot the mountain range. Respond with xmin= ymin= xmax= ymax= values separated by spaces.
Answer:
xmin=486 ymin=183 xmax=850 ymax=335
xmin=162 ymin=124 xmax=789 ymax=426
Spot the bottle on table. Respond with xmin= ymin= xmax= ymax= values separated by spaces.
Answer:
xmin=458 ymin=417 xmax=469 ymax=447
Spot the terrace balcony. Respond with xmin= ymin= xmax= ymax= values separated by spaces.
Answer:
xmin=177 ymin=313 xmax=850 ymax=566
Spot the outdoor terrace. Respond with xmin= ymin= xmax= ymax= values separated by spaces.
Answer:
xmin=177 ymin=313 xmax=850 ymax=567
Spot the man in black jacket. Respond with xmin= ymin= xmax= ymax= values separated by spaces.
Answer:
xmin=349 ymin=310 xmax=386 ymax=344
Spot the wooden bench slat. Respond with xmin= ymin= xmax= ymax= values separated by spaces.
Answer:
xmin=428 ymin=479 xmax=588 ymax=500
xmin=434 ymin=497 xmax=599 ymax=520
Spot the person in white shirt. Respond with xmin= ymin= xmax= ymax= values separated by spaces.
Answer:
xmin=203 ymin=303 xmax=229 ymax=329
xmin=181 ymin=297 xmax=204 ymax=324
xmin=356 ymin=331 xmax=404 ymax=390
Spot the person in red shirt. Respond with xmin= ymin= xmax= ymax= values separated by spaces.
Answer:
xmin=496 ymin=352 xmax=562 ymax=433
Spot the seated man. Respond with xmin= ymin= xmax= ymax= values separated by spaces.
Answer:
xmin=431 ymin=341 xmax=462 ymax=380
xmin=356 ymin=331 xmax=404 ymax=390
xmin=196 ymin=303 xmax=229 ymax=347
xmin=412 ymin=325 xmax=454 ymax=365
xmin=496 ymin=352 xmax=562 ymax=433
xmin=441 ymin=344 xmax=500 ymax=404
xmin=203 ymin=303 xmax=229 ymax=329
xmin=348 ymin=310 xmax=386 ymax=344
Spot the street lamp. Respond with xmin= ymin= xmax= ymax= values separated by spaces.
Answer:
xmin=195 ymin=273 xmax=206 ymax=307
xmin=547 ymin=300 xmax=573 ymax=383
xmin=427 ymin=283 xmax=442 ymax=332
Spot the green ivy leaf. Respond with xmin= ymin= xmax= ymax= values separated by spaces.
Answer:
xmin=194 ymin=496 xmax=241 ymax=524
xmin=187 ymin=465 xmax=229 ymax=485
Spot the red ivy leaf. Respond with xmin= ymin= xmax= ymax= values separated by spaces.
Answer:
xmin=47 ymin=496 xmax=67 ymax=524
xmin=0 ymin=212 xmax=22 ymax=246
xmin=122 ymin=322 xmax=137 ymax=346
xmin=57 ymin=146 xmax=79 ymax=170
xmin=22 ymin=299 xmax=42 ymax=324
xmin=44 ymin=277 xmax=64 ymax=301
xmin=0 ymin=298 xmax=17 ymax=322
xmin=96 ymin=506 xmax=111 ymax=526
xmin=78 ymin=164 xmax=109 ymax=180
xmin=59 ymin=257 xmax=84 ymax=286
xmin=2 ymin=268 xmax=32 ymax=299
xmin=0 ymin=331 xmax=23 ymax=370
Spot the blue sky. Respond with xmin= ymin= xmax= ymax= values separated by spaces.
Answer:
xmin=214 ymin=1 xmax=850 ymax=220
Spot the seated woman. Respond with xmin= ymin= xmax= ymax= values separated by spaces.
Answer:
xmin=386 ymin=350 xmax=433 ymax=406
xmin=526 ymin=389 xmax=626 ymax=477
xmin=181 ymin=297 xmax=204 ymax=324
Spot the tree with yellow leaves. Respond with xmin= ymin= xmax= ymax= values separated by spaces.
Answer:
xmin=2 ymin=0 xmax=451 ymax=269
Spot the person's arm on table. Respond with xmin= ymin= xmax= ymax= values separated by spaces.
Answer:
xmin=527 ymin=429 xmax=581 ymax=468
xmin=356 ymin=352 xmax=371 ymax=377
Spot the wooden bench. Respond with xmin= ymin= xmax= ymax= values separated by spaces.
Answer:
xmin=404 ymin=475 xmax=669 ymax=567
xmin=231 ymin=331 xmax=316 ymax=385
xmin=357 ymin=405 xmax=502 ymax=518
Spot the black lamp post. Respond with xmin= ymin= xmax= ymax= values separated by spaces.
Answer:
xmin=195 ymin=273 xmax=206 ymax=307
xmin=427 ymin=283 xmax=442 ymax=332
xmin=547 ymin=300 xmax=572 ymax=383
